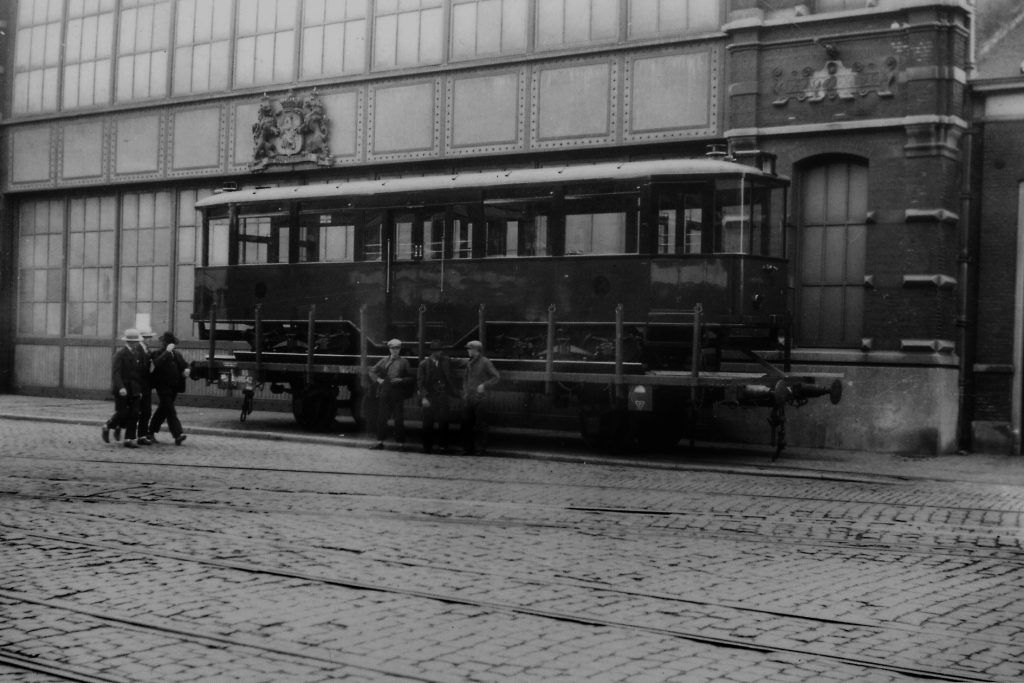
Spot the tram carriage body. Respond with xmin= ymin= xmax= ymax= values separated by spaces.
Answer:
xmin=192 ymin=157 xmax=839 ymax=451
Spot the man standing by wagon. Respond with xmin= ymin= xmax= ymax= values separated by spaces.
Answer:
xmin=417 ymin=341 xmax=459 ymax=454
xmin=369 ymin=338 xmax=415 ymax=450
xmin=460 ymin=340 xmax=501 ymax=455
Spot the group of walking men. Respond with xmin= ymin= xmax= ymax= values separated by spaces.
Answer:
xmin=102 ymin=327 xmax=191 ymax=448
xmin=370 ymin=338 xmax=500 ymax=455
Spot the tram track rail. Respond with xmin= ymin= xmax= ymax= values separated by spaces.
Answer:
xmin=2 ymin=429 xmax=1021 ymax=681
xmin=0 ymin=524 xmax=1007 ymax=683
xmin=3 ymin=450 xmax=1023 ymax=515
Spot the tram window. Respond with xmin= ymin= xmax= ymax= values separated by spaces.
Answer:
xmin=320 ymin=224 xmax=355 ymax=262
xmin=208 ymin=218 xmax=230 ymax=266
xmin=425 ymin=212 xmax=445 ymax=260
xmin=304 ymin=212 xmax=356 ymax=263
xmin=713 ymin=180 xmax=785 ymax=257
xmin=566 ymin=213 xmax=627 ymax=255
xmin=564 ymin=192 xmax=637 ymax=256
xmin=453 ymin=217 xmax=473 ymax=259
xmin=359 ymin=213 xmax=384 ymax=261
xmin=237 ymin=215 xmax=280 ymax=264
xmin=714 ymin=180 xmax=750 ymax=254
xmin=656 ymin=191 xmax=703 ymax=255
xmin=484 ymin=202 xmax=549 ymax=257
xmin=394 ymin=214 xmax=416 ymax=260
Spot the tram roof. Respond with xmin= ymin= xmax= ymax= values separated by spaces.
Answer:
xmin=196 ymin=158 xmax=783 ymax=209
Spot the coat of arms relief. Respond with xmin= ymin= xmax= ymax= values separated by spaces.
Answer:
xmin=251 ymin=89 xmax=332 ymax=170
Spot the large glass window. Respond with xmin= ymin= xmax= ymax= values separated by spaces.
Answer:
xmin=17 ymin=200 xmax=65 ymax=337
xmin=451 ymin=0 xmax=529 ymax=60
xmin=627 ymin=0 xmax=719 ymax=39
xmin=173 ymin=0 xmax=232 ymax=95
xmin=373 ymin=0 xmax=444 ymax=70
xmin=175 ymin=190 xmax=210 ymax=336
xmin=13 ymin=0 xmax=63 ymax=114
xmin=120 ymin=192 xmax=173 ymax=335
xmin=798 ymin=161 xmax=868 ymax=347
xmin=63 ymin=0 xmax=116 ymax=108
xmin=67 ymin=197 xmax=117 ymax=337
xmin=537 ymin=0 xmax=618 ymax=49
xmin=301 ymin=0 xmax=367 ymax=78
xmin=117 ymin=0 xmax=171 ymax=101
xmin=235 ymin=0 xmax=297 ymax=87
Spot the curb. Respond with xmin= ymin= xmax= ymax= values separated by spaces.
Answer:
xmin=0 ymin=410 xmax=916 ymax=485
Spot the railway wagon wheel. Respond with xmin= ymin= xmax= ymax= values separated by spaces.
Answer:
xmin=290 ymin=380 xmax=339 ymax=432
xmin=346 ymin=381 xmax=367 ymax=431
xmin=578 ymin=403 xmax=631 ymax=451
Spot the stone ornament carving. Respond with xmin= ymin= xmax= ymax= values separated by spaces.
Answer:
xmin=251 ymin=89 xmax=333 ymax=170
xmin=771 ymin=57 xmax=897 ymax=106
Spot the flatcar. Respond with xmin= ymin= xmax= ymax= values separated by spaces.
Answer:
xmin=191 ymin=154 xmax=841 ymax=455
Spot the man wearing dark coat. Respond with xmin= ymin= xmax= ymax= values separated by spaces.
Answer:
xmin=417 ymin=341 xmax=459 ymax=454
xmin=148 ymin=331 xmax=191 ymax=445
xmin=102 ymin=328 xmax=146 ymax=448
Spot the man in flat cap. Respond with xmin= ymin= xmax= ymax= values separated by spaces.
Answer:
xmin=460 ymin=340 xmax=500 ymax=455
xmin=369 ymin=338 xmax=415 ymax=450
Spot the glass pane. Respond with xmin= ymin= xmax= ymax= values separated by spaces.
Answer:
xmin=802 ymin=166 xmax=825 ymax=225
xmin=801 ymin=226 xmax=823 ymax=282
xmin=819 ymin=287 xmax=845 ymax=346
xmin=209 ymin=219 xmax=230 ymax=266
xmin=825 ymin=164 xmax=850 ymax=225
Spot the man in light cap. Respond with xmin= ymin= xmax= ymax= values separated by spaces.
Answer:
xmin=459 ymin=339 xmax=500 ymax=455
xmin=101 ymin=328 xmax=146 ymax=448
xmin=368 ymin=338 xmax=415 ymax=450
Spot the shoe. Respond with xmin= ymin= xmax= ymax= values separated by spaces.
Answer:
xmin=101 ymin=426 xmax=110 ymax=443
xmin=369 ymin=442 xmax=385 ymax=450
xmin=123 ymin=440 xmax=138 ymax=448
xmin=174 ymin=434 xmax=186 ymax=446
xmin=114 ymin=427 xmax=122 ymax=441
xmin=137 ymin=436 xmax=151 ymax=445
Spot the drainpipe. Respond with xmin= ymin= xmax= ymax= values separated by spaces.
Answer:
xmin=957 ymin=114 xmax=982 ymax=454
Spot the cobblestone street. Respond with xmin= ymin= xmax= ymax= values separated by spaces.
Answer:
xmin=1 ymin=408 xmax=1023 ymax=682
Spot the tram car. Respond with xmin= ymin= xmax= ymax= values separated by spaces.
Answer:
xmin=191 ymin=155 xmax=841 ymax=456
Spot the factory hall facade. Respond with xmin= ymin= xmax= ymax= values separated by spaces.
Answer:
xmin=0 ymin=1 xmax=1001 ymax=455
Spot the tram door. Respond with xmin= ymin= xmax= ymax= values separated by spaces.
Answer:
xmin=387 ymin=202 xmax=475 ymax=342
xmin=386 ymin=208 xmax=450 ymax=341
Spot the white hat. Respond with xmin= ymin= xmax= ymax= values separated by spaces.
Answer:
xmin=387 ymin=338 xmax=402 ymax=348
xmin=121 ymin=328 xmax=142 ymax=341
xmin=139 ymin=327 xmax=155 ymax=338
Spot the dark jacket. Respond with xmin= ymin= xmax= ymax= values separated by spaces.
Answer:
xmin=370 ymin=354 xmax=414 ymax=399
xmin=111 ymin=344 xmax=146 ymax=396
xmin=150 ymin=347 xmax=188 ymax=393
xmin=417 ymin=354 xmax=459 ymax=399
xmin=462 ymin=354 xmax=501 ymax=401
